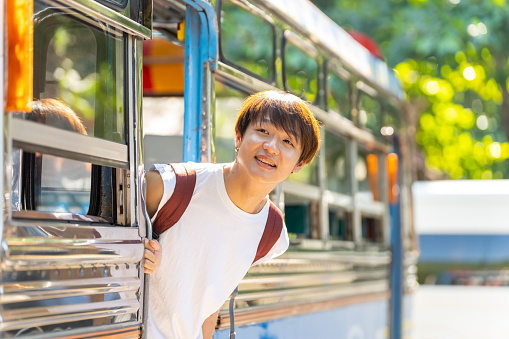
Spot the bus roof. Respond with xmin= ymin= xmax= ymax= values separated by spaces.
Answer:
xmin=253 ymin=0 xmax=405 ymax=101
xmin=412 ymin=180 xmax=509 ymax=235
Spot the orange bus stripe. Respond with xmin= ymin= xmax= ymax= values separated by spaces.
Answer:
xmin=6 ymin=0 xmax=33 ymax=112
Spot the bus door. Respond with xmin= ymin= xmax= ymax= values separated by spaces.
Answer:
xmin=1 ymin=0 xmax=151 ymax=338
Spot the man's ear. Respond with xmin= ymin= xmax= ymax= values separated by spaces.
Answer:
xmin=292 ymin=161 xmax=305 ymax=174
xmin=235 ymin=133 xmax=242 ymax=149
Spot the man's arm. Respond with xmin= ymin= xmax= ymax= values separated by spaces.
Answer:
xmin=202 ymin=310 xmax=219 ymax=339
xmin=143 ymin=170 xmax=164 ymax=274
xmin=145 ymin=170 xmax=164 ymax=219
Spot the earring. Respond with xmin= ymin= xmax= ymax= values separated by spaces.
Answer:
xmin=234 ymin=147 xmax=239 ymax=164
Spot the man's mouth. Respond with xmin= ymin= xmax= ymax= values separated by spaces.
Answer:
xmin=255 ymin=156 xmax=276 ymax=168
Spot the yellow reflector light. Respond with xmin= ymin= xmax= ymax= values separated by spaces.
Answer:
xmin=387 ymin=153 xmax=399 ymax=204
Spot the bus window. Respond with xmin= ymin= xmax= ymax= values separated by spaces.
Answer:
xmin=219 ymin=0 xmax=275 ymax=82
xmin=358 ymin=92 xmax=381 ymax=134
xmin=33 ymin=4 xmax=125 ymax=144
xmin=214 ymin=82 xmax=248 ymax=163
xmin=325 ymin=130 xmax=350 ymax=195
xmin=329 ymin=207 xmax=353 ymax=241
xmin=327 ymin=69 xmax=351 ymax=117
xmin=283 ymin=32 xmax=319 ymax=103
xmin=361 ymin=216 xmax=383 ymax=243
xmin=284 ymin=194 xmax=320 ymax=239
xmin=19 ymin=152 xmax=92 ymax=215
xmin=356 ymin=148 xmax=380 ymax=202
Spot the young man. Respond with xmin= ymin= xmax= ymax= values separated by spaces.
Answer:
xmin=143 ymin=90 xmax=321 ymax=339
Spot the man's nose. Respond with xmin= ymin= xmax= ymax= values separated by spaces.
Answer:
xmin=263 ymin=136 xmax=280 ymax=155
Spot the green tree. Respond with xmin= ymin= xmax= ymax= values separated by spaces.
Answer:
xmin=312 ymin=0 xmax=509 ymax=179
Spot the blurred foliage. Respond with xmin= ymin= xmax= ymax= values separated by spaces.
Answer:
xmin=312 ymin=0 xmax=509 ymax=179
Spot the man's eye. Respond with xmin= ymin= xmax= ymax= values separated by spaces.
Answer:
xmin=284 ymin=139 xmax=293 ymax=146
xmin=257 ymin=128 xmax=268 ymax=134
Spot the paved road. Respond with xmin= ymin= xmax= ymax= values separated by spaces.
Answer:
xmin=412 ymin=286 xmax=509 ymax=339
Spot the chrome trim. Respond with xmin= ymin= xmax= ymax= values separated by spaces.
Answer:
xmin=1 ymin=298 xmax=139 ymax=332
xmin=218 ymin=291 xmax=389 ymax=330
xmin=216 ymin=250 xmax=391 ymax=328
xmin=11 ymin=118 xmax=129 ymax=168
xmin=12 ymin=210 xmax=111 ymax=223
xmin=44 ymin=0 xmax=152 ymax=39
xmin=2 ymin=223 xmax=143 ymax=268
xmin=1 ymin=277 xmax=140 ymax=303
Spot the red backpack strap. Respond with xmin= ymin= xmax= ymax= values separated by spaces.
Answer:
xmin=152 ymin=163 xmax=196 ymax=239
xmin=252 ymin=201 xmax=283 ymax=265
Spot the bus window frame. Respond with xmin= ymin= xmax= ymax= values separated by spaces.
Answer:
xmin=12 ymin=5 xmax=134 ymax=225
xmin=217 ymin=0 xmax=277 ymax=85
xmin=282 ymin=30 xmax=320 ymax=104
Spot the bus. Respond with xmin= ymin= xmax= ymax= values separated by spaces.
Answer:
xmin=143 ymin=0 xmax=418 ymax=338
xmin=1 ymin=0 xmax=151 ymax=338
xmin=413 ymin=180 xmax=509 ymax=286
xmin=0 ymin=0 xmax=418 ymax=338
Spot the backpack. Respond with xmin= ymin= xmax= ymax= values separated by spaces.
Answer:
xmin=151 ymin=163 xmax=284 ymax=265
xmin=150 ymin=163 xmax=284 ymax=339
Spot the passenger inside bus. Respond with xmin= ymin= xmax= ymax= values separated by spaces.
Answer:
xmin=11 ymin=99 xmax=90 ymax=213
xmin=143 ymin=90 xmax=321 ymax=339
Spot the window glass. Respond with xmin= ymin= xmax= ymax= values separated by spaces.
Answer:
xmin=329 ymin=207 xmax=353 ymax=241
xmin=327 ymin=71 xmax=350 ymax=116
xmin=214 ymin=82 xmax=247 ymax=163
xmin=382 ymin=103 xmax=402 ymax=132
xmin=356 ymin=148 xmax=380 ymax=202
xmin=362 ymin=216 xmax=383 ymax=243
xmin=284 ymin=194 xmax=320 ymax=239
xmin=325 ymin=130 xmax=350 ymax=194
xmin=32 ymin=4 xmax=125 ymax=143
xmin=284 ymin=39 xmax=318 ymax=102
xmin=358 ymin=93 xmax=381 ymax=133
xmin=220 ymin=0 xmax=274 ymax=81
xmin=38 ymin=153 xmax=92 ymax=214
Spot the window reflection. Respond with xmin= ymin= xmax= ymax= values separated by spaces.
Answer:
xmin=220 ymin=0 xmax=274 ymax=81
xmin=38 ymin=154 xmax=92 ymax=214
xmin=33 ymin=4 xmax=125 ymax=143
xmin=325 ymin=131 xmax=350 ymax=194
xmin=284 ymin=38 xmax=318 ymax=102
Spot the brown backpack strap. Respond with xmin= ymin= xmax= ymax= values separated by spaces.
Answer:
xmin=152 ymin=163 xmax=196 ymax=239
xmin=252 ymin=201 xmax=283 ymax=264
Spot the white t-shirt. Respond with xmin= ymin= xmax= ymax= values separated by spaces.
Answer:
xmin=146 ymin=162 xmax=289 ymax=339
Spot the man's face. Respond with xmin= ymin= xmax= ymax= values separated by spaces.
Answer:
xmin=235 ymin=118 xmax=304 ymax=185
